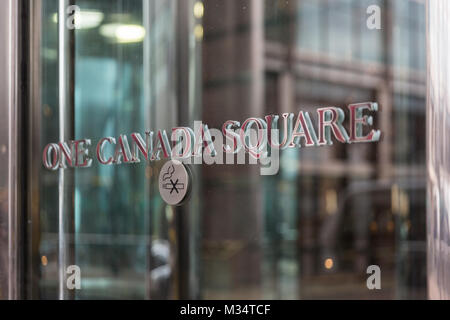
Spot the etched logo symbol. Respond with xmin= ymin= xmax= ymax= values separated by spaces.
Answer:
xmin=159 ymin=160 xmax=190 ymax=206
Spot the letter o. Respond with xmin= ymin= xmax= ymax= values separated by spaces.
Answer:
xmin=43 ymin=143 xmax=60 ymax=170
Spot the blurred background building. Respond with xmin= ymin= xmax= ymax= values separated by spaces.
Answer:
xmin=201 ymin=0 xmax=426 ymax=299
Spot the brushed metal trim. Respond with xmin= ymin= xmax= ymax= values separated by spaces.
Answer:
xmin=7 ymin=0 xmax=20 ymax=301
xmin=28 ymin=0 xmax=43 ymax=299
xmin=57 ymin=0 xmax=75 ymax=301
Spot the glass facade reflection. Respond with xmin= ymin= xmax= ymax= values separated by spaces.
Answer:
xmin=202 ymin=0 xmax=426 ymax=299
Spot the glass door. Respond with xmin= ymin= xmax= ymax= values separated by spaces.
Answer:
xmin=18 ymin=0 xmax=428 ymax=301
xmin=29 ymin=0 xmax=202 ymax=299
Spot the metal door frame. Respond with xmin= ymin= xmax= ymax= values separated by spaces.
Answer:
xmin=0 ymin=0 xmax=28 ymax=300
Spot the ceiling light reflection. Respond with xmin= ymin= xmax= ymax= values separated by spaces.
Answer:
xmin=99 ymin=24 xmax=146 ymax=43
xmin=194 ymin=24 xmax=204 ymax=41
xmin=193 ymin=2 xmax=204 ymax=19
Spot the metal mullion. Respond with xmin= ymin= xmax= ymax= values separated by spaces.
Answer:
xmin=58 ymin=0 xmax=75 ymax=301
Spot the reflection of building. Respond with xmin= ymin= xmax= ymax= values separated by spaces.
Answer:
xmin=202 ymin=0 xmax=426 ymax=299
xmin=0 ymin=0 xmax=430 ymax=301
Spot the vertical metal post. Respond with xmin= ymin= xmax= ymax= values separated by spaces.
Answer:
xmin=427 ymin=0 xmax=450 ymax=300
xmin=143 ymin=0 xmax=153 ymax=300
xmin=58 ymin=0 xmax=75 ymax=300
xmin=0 ymin=0 xmax=11 ymax=299
xmin=176 ymin=0 xmax=192 ymax=300
xmin=7 ymin=0 xmax=20 ymax=300
xmin=28 ymin=0 xmax=43 ymax=300
xmin=175 ymin=0 xmax=202 ymax=299
xmin=0 ymin=0 xmax=27 ymax=300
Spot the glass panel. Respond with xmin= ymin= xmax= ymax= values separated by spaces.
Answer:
xmin=201 ymin=0 xmax=426 ymax=299
xmin=36 ymin=0 xmax=201 ymax=299
xmin=39 ymin=0 xmax=61 ymax=298
xmin=32 ymin=0 xmax=427 ymax=300
xmin=73 ymin=0 xmax=150 ymax=299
